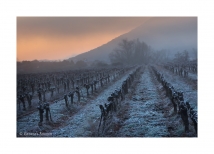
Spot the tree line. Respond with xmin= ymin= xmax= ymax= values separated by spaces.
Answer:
xmin=17 ymin=38 xmax=197 ymax=74
xmin=17 ymin=59 xmax=88 ymax=74
xmin=109 ymin=38 xmax=197 ymax=65
xmin=17 ymin=59 xmax=112 ymax=74
xmin=109 ymin=39 xmax=152 ymax=65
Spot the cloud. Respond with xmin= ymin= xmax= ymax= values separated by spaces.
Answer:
xmin=17 ymin=17 xmax=151 ymax=61
xmin=17 ymin=29 xmax=133 ymax=61
xmin=17 ymin=17 xmax=150 ymax=38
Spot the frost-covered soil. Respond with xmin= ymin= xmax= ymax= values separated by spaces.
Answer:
xmin=188 ymin=72 xmax=197 ymax=81
xmin=17 ymin=68 xmax=136 ymax=137
xmin=17 ymin=65 xmax=197 ymax=137
xmin=155 ymin=66 xmax=197 ymax=111
xmin=104 ymin=66 xmax=197 ymax=137
xmin=50 ymin=68 xmax=137 ymax=137
xmin=113 ymin=66 xmax=170 ymax=137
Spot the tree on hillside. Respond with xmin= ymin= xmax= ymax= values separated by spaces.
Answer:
xmin=183 ymin=50 xmax=189 ymax=61
xmin=133 ymin=39 xmax=151 ymax=64
xmin=109 ymin=39 xmax=135 ymax=65
xmin=151 ymin=49 xmax=171 ymax=63
xmin=174 ymin=50 xmax=190 ymax=63
xmin=109 ymin=39 xmax=152 ymax=65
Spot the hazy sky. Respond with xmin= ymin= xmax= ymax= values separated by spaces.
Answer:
xmin=17 ymin=17 xmax=150 ymax=61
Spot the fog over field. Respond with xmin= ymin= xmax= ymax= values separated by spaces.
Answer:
xmin=71 ymin=17 xmax=197 ymax=63
xmin=17 ymin=17 xmax=197 ymax=74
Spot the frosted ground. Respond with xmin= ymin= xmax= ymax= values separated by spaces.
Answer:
xmin=17 ymin=65 xmax=197 ymax=137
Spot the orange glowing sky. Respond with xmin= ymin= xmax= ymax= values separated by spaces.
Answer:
xmin=17 ymin=17 xmax=150 ymax=61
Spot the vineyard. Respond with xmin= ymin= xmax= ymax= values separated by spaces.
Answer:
xmin=17 ymin=61 xmax=197 ymax=137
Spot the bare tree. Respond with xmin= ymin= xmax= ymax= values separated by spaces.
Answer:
xmin=109 ymin=38 xmax=151 ymax=65
xmin=133 ymin=39 xmax=151 ymax=64
xmin=183 ymin=50 xmax=189 ymax=62
xmin=174 ymin=50 xmax=190 ymax=63
xmin=109 ymin=39 xmax=135 ymax=64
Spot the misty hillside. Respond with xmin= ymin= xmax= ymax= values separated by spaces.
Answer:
xmin=70 ymin=17 xmax=197 ymax=63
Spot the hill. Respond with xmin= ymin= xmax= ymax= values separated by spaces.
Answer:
xmin=70 ymin=17 xmax=197 ymax=63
